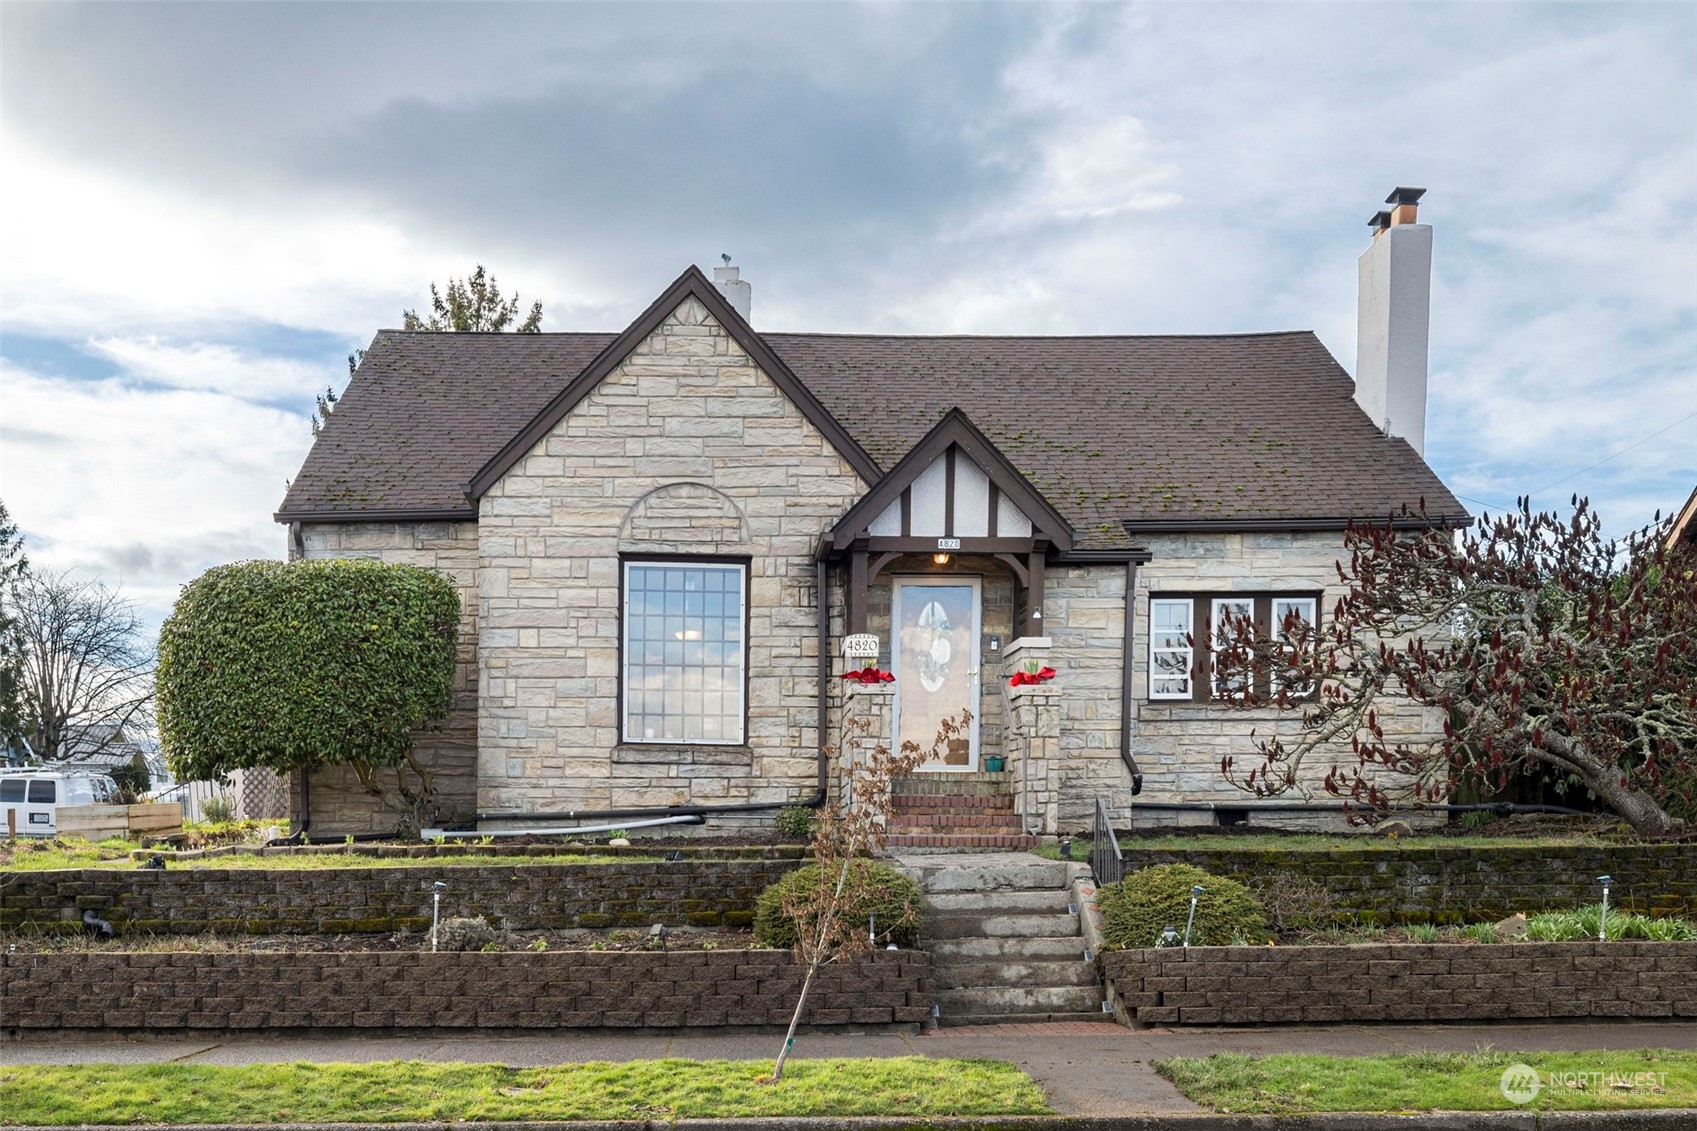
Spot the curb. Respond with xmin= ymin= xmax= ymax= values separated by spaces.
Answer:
xmin=11 ymin=1113 xmax=1697 ymax=1130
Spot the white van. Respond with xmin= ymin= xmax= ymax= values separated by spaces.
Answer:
xmin=0 ymin=770 xmax=118 ymax=837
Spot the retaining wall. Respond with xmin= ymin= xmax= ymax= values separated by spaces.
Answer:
xmin=0 ymin=859 xmax=799 ymax=935
xmin=1100 ymin=941 xmax=1697 ymax=1026
xmin=1 ymin=948 xmax=931 ymax=1031
xmin=1117 ymin=843 xmax=1697 ymax=922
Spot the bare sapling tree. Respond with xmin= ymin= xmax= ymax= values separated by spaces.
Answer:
xmin=10 ymin=569 xmax=153 ymax=764
xmin=767 ymin=709 xmax=970 ymax=1082
xmin=1209 ymin=498 xmax=1695 ymax=836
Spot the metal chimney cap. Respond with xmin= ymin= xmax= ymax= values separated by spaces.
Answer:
xmin=1368 ymin=210 xmax=1392 ymax=230
xmin=1385 ymin=187 xmax=1427 ymax=206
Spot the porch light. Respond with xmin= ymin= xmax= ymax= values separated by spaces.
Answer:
xmin=932 ymin=553 xmax=952 ymax=565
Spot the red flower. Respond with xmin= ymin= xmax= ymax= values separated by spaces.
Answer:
xmin=841 ymin=666 xmax=895 ymax=685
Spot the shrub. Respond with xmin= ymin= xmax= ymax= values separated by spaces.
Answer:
xmin=433 ymin=916 xmax=497 ymax=952
xmin=157 ymin=559 xmax=459 ymax=833
xmin=1098 ymin=863 xmax=1268 ymax=949
xmin=774 ymin=805 xmax=815 ymax=841
xmin=1248 ymin=872 xmax=1345 ymax=932
xmin=199 ymin=795 xmax=235 ymax=824
xmin=753 ymin=861 xmax=923 ymax=950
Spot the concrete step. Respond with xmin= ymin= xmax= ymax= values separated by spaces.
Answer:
xmin=924 ymin=889 xmax=1073 ymax=914
xmin=924 ymin=912 xmax=1080 ymax=939
xmin=891 ymin=775 xmax=1012 ymax=798
xmin=935 ymin=1010 xmax=1112 ymax=1027
xmin=931 ymin=959 xmax=1100 ymax=990
xmin=924 ymin=935 xmax=1088 ymax=960
xmin=894 ymin=854 xmax=1070 ymax=893
xmin=887 ymin=833 xmax=1039 ymax=850
xmin=937 ymin=984 xmax=1104 ymax=1015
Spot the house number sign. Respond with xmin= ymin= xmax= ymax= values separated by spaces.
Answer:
xmin=843 ymin=633 xmax=881 ymax=659
xmin=936 ymin=538 xmax=961 ymax=550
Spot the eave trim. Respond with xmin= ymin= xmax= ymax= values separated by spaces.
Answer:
xmin=828 ymin=407 xmax=1075 ymax=553
xmin=273 ymin=507 xmax=477 ymax=525
xmin=466 ymin=265 xmax=883 ymax=498
xmin=1120 ymin=512 xmax=1472 ymax=535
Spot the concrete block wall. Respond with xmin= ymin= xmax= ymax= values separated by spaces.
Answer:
xmin=1102 ymin=942 xmax=1697 ymax=1025
xmin=0 ymin=859 xmax=800 ymax=935
xmin=1115 ymin=843 xmax=1697 ymax=923
xmin=2 ymin=949 xmax=933 ymax=1031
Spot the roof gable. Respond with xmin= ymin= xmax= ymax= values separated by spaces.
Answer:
xmin=466 ymin=266 xmax=881 ymax=498
xmin=829 ymin=408 xmax=1074 ymax=553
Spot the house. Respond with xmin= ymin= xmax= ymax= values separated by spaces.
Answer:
xmin=1668 ymin=485 xmax=1697 ymax=550
xmin=276 ymin=188 xmax=1465 ymax=838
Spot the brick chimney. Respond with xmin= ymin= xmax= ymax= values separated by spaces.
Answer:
xmin=1355 ymin=187 xmax=1432 ymax=455
xmin=712 ymin=257 xmax=752 ymax=321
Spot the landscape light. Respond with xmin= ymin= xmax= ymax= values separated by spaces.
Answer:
xmin=1183 ymin=885 xmax=1205 ymax=947
xmin=1597 ymin=875 xmax=1612 ymax=941
xmin=431 ymin=880 xmax=447 ymax=952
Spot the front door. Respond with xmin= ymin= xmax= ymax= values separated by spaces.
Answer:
xmin=891 ymin=576 xmax=982 ymax=771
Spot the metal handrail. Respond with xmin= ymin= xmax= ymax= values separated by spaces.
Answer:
xmin=1091 ymin=795 xmax=1124 ymax=886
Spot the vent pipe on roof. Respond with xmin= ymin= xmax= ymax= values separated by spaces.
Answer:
xmin=712 ymin=256 xmax=752 ymax=322
xmin=1355 ymin=187 xmax=1431 ymax=456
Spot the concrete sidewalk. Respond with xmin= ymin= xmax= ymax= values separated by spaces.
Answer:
xmin=8 ymin=1021 xmax=1697 ymax=1116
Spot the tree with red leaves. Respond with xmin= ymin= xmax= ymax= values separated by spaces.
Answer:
xmin=1211 ymin=498 xmax=1696 ymax=836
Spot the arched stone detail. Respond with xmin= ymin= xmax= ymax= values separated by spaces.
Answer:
xmin=619 ymin=482 xmax=752 ymax=552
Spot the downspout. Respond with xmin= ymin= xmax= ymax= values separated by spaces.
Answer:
xmin=814 ymin=553 xmax=830 ymax=805
xmin=1121 ymin=560 xmax=1144 ymax=795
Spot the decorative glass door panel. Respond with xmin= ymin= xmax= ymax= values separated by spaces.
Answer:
xmin=892 ymin=577 xmax=981 ymax=771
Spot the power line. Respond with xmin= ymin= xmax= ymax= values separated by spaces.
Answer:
xmin=1524 ymin=409 xmax=1697 ymax=500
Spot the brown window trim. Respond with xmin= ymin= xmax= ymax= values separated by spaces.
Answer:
xmin=1151 ymin=591 xmax=1322 ymax=704
xmin=618 ymin=553 xmax=753 ymax=747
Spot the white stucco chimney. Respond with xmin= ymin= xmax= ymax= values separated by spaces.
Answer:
xmin=1354 ymin=187 xmax=1432 ymax=455
xmin=712 ymin=258 xmax=752 ymax=321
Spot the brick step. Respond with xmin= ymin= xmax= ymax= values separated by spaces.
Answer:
xmin=890 ymin=814 xmax=1026 ymax=831
xmin=886 ymin=833 xmax=1039 ymax=850
xmin=891 ymin=794 xmax=1015 ymax=811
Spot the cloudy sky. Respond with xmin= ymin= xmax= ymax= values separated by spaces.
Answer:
xmin=3 ymin=2 xmax=1693 ymax=633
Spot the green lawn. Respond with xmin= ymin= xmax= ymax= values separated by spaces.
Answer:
xmin=0 ymin=1058 xmax=1049 ymax=1124
xmin=1157 ymin=1049 xmax=1697 ymax=1113
xmin=0 ymin=840 xmax=645 ymax=871
xmin=1031 ymin=831 xmax=1619 ymax=859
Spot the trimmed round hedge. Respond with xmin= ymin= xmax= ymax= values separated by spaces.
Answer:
xmin=1097 ymin=862 xmax=1268 ymax=949
xmin=753 ymin=861 xmax=924 ymax=949
xmin=157 ymin=558 xmax=460 ymax=782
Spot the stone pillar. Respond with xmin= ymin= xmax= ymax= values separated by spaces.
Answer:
xmin=1004 ymin=637 xmax=1061 ymax=836
xmin=839 ymin=681 xmax=894 ymax=818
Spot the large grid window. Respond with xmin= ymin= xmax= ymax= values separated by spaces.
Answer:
xmin=623 ymin=561 xmax=746 ymax=745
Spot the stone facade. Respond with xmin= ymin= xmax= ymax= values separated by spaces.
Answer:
xmin=281 ymin=328 xmax=1439 ymax=837
xmin=1123 ymin=530 xmax=1441 ymax=828
xmin=291 ymin=521 xmax=481 ymax=834
xmin=475 ymin=297 xmax=868 ymax=817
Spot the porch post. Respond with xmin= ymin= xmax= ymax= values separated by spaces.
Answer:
xmin=1003 ymin=637 xmax=1060 ymax=836
xmin=1018 ymin=550 xmax=1046 ymax=637
xmin=848 ymin=549 xmax=869 ymax=635
xmin=839 ymin=680 xmax=894 ymax=822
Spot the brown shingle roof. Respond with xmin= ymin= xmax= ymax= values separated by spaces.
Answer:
xmin=278 ymin=313 xmax=1465 ymax=550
